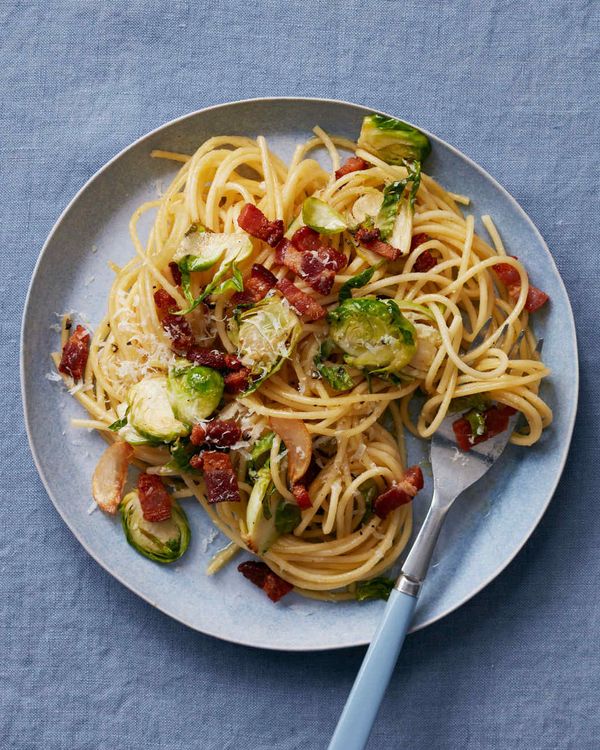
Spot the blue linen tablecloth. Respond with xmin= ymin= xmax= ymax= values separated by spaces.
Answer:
xmin=2 ymin=1 xmax=599 ymax=748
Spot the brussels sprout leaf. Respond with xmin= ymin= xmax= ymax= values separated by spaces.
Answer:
xmin=339 ymin=266 xmax=377 ymax=303
xmin=313 ymin=339 xmax=355 ymax=391
xmin=275 ymin=501 xmax=302 ymax=534
xmin=356 ymin=576 xmax=395 ymax=602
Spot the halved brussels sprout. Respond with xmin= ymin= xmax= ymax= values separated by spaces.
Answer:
xmin=230 ymin=295 xmax=302 ymax=391
xmin=128 ymin=377 xmax=189 ymax=443
xmin=351 ymin=192 xmax=383 ymax=225
xmin=173 ymin=230 xmax=252 ymax=272
xmin=357 ymin=114 xmax=431 ymax=164
xmin=327 ymin=297 xmax=416 ymax=375
xmin=302 ymin=197 xmax=347 ymax=235
xmin=167 ymin=362 xmax=224 ymax=424
xmin=244 ymin=465 xmax=280 ymax=554
xmin=121 ymin=490 xmax=190 ymax=563
xmin=404 ymin=322 xmax=441 ymax=375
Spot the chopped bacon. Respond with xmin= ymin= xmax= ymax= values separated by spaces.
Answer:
xmin=191 ymin=419 xmax=242 ymax=448
xmin=169 ymin=261 xmax=182 ymax=286
xmin=237 ymin=203 xmax=284 ymax=247
xmin=238 ymin=561 xmax=294 ymax=602
xmin=355 ymin=227 xmax=400 ymax=261
xmin=413 ymin=250 xmax=437 ymax=273
xmin=154 ymin=289 xmax=177 ymax=313
xmin=410 ymin=233 xmax=430 ymax=252
xmin=229 ymin=290 xmax=256 ymax=307
xmin=275 ymin=278 xmax=327 ymax=320
xmin=137 ymin=473 xmax=172 ymax=522
xmin=194 ymin=451 xmax=240 ymax=503
xmin=277 ymin=239 xmax=335 ymax=295
xmin=452 ymin=404 xmax=517 ymax=452
xmin=494 ymin=256 xmax=549 ymax=313
xmin=186 ymin=347 xmax=241 ymax=371
xmin=231 ymin=263 xmax=278 ymax=306
xmin=161 ymin=314 xmax=195 ymax=353
xmin=58 ymin=324 xmax=90 ymax=380
xmin=355 ymin=226 xmax=381 ymax=244
xmin=335 ymin=156 xmax=370 ymax=181
xmin=292 ymin=483 xmax=312 ymax=510
xmin=290 ymin=227 xmax=347 ymax=272
xmin=524 ymin=286 xmax=549 ymax=312
xmin=374 ymin=466 xmax=424 ymax=520
xmin=224 ymin=367 xmax=252 ymax=394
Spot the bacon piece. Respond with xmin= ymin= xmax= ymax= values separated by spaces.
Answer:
xmin=524 ymin=286 xmax=549 ymax=312
xmin=194 ymin=451 xmax=240 ymax=503
xmin=58 ymin=324 xmax=90 ymax=380
xmin=224 ymin=367 xmax=251 ymax=394
xmin=452 ymin=404 xmax=517 ymax=452
xmin=355 ymin=227 xmax=400 ymax=261
xmin=154 ymin=289 xmax=177 ymax=313
xmin=355 ymin=226 xmax=381 ymax=244
xmin=413 ymin=250 xmax=437 ymax=273
xmin=276 ymin=240 xmax=334 ymax=295
xmin=231 ymin=263 xmax=278 ymax=306
xmin=374 ymin=466 xmax=424 ymax=520
xmin=162 ymin=314 xmax=195 ymax=353
xmin=275 ymin=278 xmax=327 ymax=320
xmin=169 ymin=261 xmax=182 ymax=286
xmin=493 ymin=257 xmax=521 ymax=287
xmin=191 ymin=419 xmax=242 ymax=448
xmin=291 ymin=227 xmax=347 ymax=271
xmin=238 ymin=561 xmax=294 ymax=602
xmin=410 ymin=233 xmax=430 ymax=251
xmin=292 ymin=483 xmax=312 ymax=510
xmin=237 ymin=203 xmax=284 ymax=247
xmin=335 ymin=156 xmax=370 ymax=181
xmin=186 ymin=347 xmax=241 ymax=371
xmin=137 ymin=473 xmax=172 ymax=522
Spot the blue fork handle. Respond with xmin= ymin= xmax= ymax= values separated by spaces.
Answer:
xmin=328 ymin=589 xmax=418 ymax=750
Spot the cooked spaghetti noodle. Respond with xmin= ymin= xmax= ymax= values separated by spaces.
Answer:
xmin=54 ymin=122 xmax=552 ymax=601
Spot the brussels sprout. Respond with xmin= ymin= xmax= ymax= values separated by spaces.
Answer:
xmin=173 ymin=230 xmax=252 ymax=272
xmin=404 ymin=322 xmax=441 ymax=376
xmin=120 ymin=490 xmax=190 ymax=563
xmin=167 ymin=362 xmax=224 ymax=424
xmin=313 ymin=339 xmax=354 ymax=391
xmin=243 ymin=465 xmax=280 ymax=554
xmin=302 ymin=197 xmax=347 ymax=235
xmin=230 ymin=295 xmax=302 ymax=391
xmin=357 ymin=114 xmax=431 ymax=164
xmin=327 ymin=297 xmax=416 ymax=375
xmin=356 ymin=576 xmax=395 ymax=602
xmin=128 ymin=377 xmax=189 ymax=443
xmin=374 ymin=162 xmax=421 ymax=254
xmin=351 ymin=192 xmax=383 ymax=225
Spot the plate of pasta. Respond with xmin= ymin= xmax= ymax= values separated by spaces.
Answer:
xmin=21 ymin=98 xmax=577 ymax=650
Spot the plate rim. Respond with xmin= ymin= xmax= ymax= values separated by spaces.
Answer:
xmin=20 ymin=96 xmax=579 ymax=651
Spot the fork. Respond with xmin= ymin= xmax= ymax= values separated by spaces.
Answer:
xmin=328 ymin=412 xmax=517 ymax=750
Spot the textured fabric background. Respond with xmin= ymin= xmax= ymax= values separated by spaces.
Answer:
xmin=2 ymin=1 xmax=599 ymax=748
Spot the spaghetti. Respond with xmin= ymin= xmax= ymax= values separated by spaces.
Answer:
xmin=54 ymin=117 xmax=552 ymax=602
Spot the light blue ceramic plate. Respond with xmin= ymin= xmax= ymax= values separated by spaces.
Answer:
xmin=21 ymin=98 xmax=578 ymax=651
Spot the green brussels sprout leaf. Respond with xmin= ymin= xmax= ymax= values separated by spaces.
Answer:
xmin=128 ymin=377 xmax=189 ymax=443
xmin=302 ymin=197 xmax=347 ymax=235
xmin=356 ymin=576 xmax=396 ymax=602
xmin=358 ymin=114 xmax=431 ymax=164
xmin=275 ymin=501 xmax=302 ymax=534
xmin=313 ymin=339 xmax=355 ymax=391
xmin=167 ymin=363 xmax=224 ymax=424
xmin=338 ymin=265 xmax=379 ymax=303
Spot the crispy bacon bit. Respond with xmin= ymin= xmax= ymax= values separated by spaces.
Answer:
xmin=452 ymin=404 xmax=517 ymax=452
xmin=276 ymin=240 xmax=334 ymax=295
xmin=494 ymin=257 xmax=549 ymax=313
xmin=275 ymin=278 xmax=327 ymax=320
xmin=224 ymin=353 xmax=243 ymax=370
xmin=191 ymin=419 xmax=242 ymax=448
xmin=169 ymin=261 xmax=182 ymax=286
xmin=224 ymin=367 xmax=252 ymax=394
xmin=524 ymin=286 xmax=549 ymax=312
xmin=335 ymin=156 xmax=370 ymax=181
xmin=58 ymin=324 xmax=90 ymax=380
xmin=374 ymin=466 xmax=424 ymax=520
xmin=292 ymin=483 xmax=312 ymax=510
xmin=291 ymin=227 xmax=347 ymax=272
xmin=355 ymin=227 xmax=400 ymax=261
xmin=355 ymin=226 xmax=381 ymax=244
xmin=237 ymin=203 xmax=284 ymax=247
xmin=231 ymin=263 xmax=278 ymax=306
xmin=413 ymin=250 xmax=437 ymax=273
xmin=196 ymin=451 xmax=240 ymax=503
xmin=185 ymin=347 xmax=240 ymax=371
xmin=162 ymin=314 xmax=195 ymax=353
xmin=410 ymin=233 xmax=430 ymax=251
xmin=154 ymin=288 xmax=177 ymax=313
xmin=137 ymin=473 xmax=172 ymax=522
xmin=238 ymin=561 xmax=294 ymax=602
